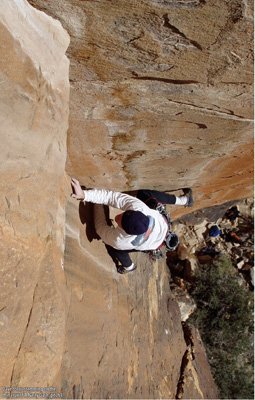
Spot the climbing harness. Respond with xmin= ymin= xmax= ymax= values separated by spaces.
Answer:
xmin=144 ymin=198 xmax=179 ymax=260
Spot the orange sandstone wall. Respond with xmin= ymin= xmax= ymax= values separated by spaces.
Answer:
xmin=30 ymin=0 xmax=253 ymax=218
xmin=0 ymin=0 xmax=70 ymax=386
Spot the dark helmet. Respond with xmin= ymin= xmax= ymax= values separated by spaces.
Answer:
xmin=165 ymin=232 xmax=179 ymax=251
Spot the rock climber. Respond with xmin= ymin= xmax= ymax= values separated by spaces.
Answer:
xmin=70 ymin=178 xmax=193 ymax=274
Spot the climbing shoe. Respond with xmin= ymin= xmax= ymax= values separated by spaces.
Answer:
xmin=117 ymin=263 xmax=137 ymax=274
xmin=182 ymin=188 xmax=194 ymax=207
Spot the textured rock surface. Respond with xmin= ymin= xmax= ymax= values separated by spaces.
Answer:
xmin=180 ymin=325 xmax=218 ymax=400
xmin=1 ymin=0 xmax=253 ymax=398
xmin=29 ymin=0 xmax=253 ymax=216
xmin=0 ymin=0 xmax=69 ymax=387
xmin=57 ymin=198 xmax=218 ymax=398
xmin=59 ymin=200 xmax=186 ymax=398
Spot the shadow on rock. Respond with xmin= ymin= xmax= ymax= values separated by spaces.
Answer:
xmin=79 ymin=202 xmax=100 ymax=242
xmin=78 ymin=198 xmax=113 ymax=245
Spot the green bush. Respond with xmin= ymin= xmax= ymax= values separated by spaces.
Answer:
xmin=189 ymin=256 xmax=254 ymax=399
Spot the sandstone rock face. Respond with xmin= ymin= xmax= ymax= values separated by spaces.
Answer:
xmin=61 ymin=203 xmax=188 ymax=397
xmin=59 ymin=198 xmax=218 ymax=398
xmin=180 ymin=324 xmax=219 ymax=400
xmin=1 ymin=0 xmax=252 ymax=398
xmin=0 ymin=0 xmax=69 ymax=387
xmin=29 ymin=0 xmax=253 ymax=217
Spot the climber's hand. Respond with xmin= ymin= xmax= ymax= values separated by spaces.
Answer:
xmin=71 ymin=178 xmax=85 ymax=200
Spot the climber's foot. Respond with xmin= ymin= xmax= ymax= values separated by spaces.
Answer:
xmin=182 ymin=188 xmax=194 ymax=207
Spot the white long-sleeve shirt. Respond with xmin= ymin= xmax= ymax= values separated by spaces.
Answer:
xmin=83 ymin=189 xmax=168 ymax=251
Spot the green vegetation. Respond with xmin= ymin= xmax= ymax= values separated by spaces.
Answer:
xmin=189 ymin=256 xmax=254 ymax=399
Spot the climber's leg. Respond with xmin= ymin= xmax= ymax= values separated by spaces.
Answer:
xmin=137 ymin=188 xmax=193 ymax=207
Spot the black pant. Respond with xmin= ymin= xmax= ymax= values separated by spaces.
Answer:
xmin=136 ymin=189 xmax=176 ymax=205
xmin=106 ymin=189 xmax=176 ymax=268
xmin=105 ymin=245 xmax=138 ymax=268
